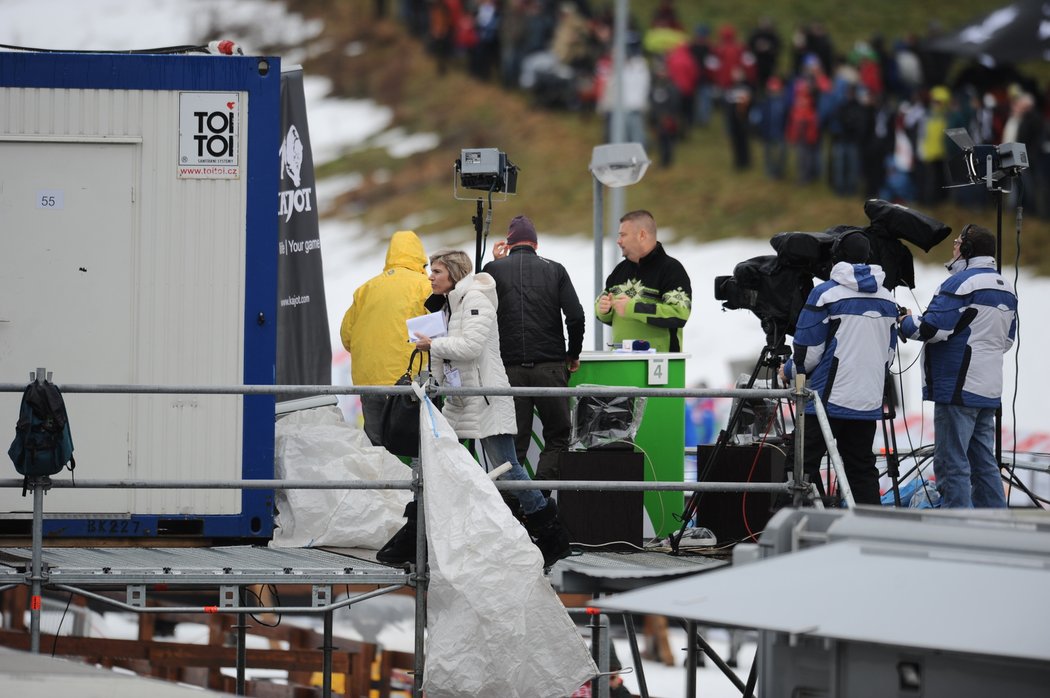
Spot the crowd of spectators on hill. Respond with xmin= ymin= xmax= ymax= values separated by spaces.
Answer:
xmin=380 ymin=0 xmax=1050 ymax=219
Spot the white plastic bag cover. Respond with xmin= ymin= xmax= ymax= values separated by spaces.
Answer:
xmin=270 ymin=406 xmax=412 ymax=549
xmin=417 ymin=392 xmax=597 ymax=698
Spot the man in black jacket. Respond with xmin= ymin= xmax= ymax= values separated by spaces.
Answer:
xmin=483 ymin=215 xmax=585 ymax=482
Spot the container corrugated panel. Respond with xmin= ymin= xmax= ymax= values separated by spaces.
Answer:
xmin=0 ymin=53 xmax=280 ymax=538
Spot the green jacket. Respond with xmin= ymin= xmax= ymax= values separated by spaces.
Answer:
xmin=595 ymin=242 xmax=692 ymax=352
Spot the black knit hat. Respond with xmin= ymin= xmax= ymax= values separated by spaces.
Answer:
xmin=833 ymin=230 xmax=871 ymax=264
xmin=507 ymin=215 xmax=537 ymax=245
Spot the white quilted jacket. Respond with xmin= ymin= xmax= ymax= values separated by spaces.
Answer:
xmin=429 ymin=273 xmax=517 ymax=439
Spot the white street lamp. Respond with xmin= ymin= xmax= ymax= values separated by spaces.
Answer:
xmin=589 ymin=142 xmax=650 ymax=350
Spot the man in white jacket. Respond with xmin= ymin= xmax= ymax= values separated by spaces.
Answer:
xmin=780 ymin=230 xmax=898 ymax=505
xmin=898 ymin=224 xmax=1017 ymax=508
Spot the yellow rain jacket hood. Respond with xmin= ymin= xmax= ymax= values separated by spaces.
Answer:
xmin=340 ymin=231 xmax=431 ymax=386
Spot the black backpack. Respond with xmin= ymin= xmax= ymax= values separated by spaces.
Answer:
xmin=8 ymin=380 xmax=76 ymax=490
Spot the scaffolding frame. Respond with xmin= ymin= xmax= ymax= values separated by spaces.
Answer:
xmin=0 ymin=371 xmax=848 ymax=698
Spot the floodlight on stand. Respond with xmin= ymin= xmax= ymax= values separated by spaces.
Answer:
xmin=945 ymin=127 xmax=975 ymax=151
xmin=944 ymin=127 xmax=1028 ymax=190
xmin=589 ymin=142 xmax=650 ymax=188
xmin=454 ymin=147 xmax=518 ymax=201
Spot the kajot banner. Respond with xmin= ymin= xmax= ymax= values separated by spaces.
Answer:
xmin=276 ymin=67 xmax=331 ymax=400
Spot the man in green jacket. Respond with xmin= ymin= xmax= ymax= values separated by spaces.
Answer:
xmin=596 ymin=210 xmax=692 ymax=352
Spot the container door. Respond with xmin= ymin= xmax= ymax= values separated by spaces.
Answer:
xmin=0 ymin=141 xmax=136 ymax=515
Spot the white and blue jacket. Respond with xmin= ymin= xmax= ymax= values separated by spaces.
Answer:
xmin=899 ymin=256 xmax=1016 ymax=408
xmin=783 ymin=262 xmax=898 ymax=419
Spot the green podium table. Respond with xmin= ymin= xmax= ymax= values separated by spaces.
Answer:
xmin=570 ymin=351 xmax=688 ymax=537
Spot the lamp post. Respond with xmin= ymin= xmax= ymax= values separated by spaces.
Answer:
xmin=588 ymin=142 xmax=651 ymax=350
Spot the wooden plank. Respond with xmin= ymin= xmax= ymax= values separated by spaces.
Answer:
xmin=241 ymin=680 xmax=319 ymax=697
xmin=0 ymin=629 xmax=356 ymax=672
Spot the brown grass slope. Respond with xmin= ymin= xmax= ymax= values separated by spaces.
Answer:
xmin=288 ymin=0 xmax=1050 ymax=274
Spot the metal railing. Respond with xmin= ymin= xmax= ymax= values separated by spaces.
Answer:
xmin=0 ymin=370 xmax=849 ymax=698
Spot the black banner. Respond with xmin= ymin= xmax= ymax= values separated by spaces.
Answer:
xmin=276 ymin=67 xmax=331 ymax=401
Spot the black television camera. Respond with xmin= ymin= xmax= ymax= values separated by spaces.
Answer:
xmin=714 ymin=255 xmax=813 ymax=351
xmin=714 ymin=200 xmax=952 ymax=349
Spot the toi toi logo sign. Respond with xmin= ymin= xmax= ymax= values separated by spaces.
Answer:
xmin=178 ymin=92 xmax=241 ymax=179
xmin=192 ymin=107 xmax=236 ymax=158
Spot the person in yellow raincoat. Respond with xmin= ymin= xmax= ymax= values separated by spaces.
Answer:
xmin=340 ymin=230 xmax=432 ymax=445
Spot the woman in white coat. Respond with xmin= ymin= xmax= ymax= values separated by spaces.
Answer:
xmin=376 ymin=249 xmax=570 ymax=568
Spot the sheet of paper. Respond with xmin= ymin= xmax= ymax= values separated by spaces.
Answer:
xmin=407 ymin=311 xmax=447 ymax=341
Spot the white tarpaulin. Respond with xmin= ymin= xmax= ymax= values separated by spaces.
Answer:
xmin=416 ymin=389 xmax=597 ymax=698
xmin=270 ymin=406 xmax=411 ymax=549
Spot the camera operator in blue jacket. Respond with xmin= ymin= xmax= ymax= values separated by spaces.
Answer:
xmin=780 ymin=230 xmax=898 ymax=505
xmin=898 ymin=224 xmax=1017 ymax=508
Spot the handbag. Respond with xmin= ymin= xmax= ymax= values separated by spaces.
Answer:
xmin=380 ymin=349 xmax=427 ymax=458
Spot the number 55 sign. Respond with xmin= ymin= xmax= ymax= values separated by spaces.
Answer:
xmin=36 ymin=190 xmax=64 ymax=210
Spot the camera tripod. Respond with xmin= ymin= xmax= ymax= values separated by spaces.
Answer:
xmin=670 ymin=340 xmax=790 ymax=555
xmin=879 ymin=372 xmax=904 ymax=506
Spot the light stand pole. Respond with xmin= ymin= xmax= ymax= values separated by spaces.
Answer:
xmin=944 ymin=129 xmax=1028 ymax=475
xmin=589 ymin=143 xmax=651 ymax=350
xmin=592 ymin=175 xmax=604 ymax=351
xmin=995 ymin=185 xmax=1005 ymax=470
xmin=608 ymin=0 xmax=629 ymax=252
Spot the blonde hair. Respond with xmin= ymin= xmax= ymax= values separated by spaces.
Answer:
xmin=429 ymin=249 xmax=473 ymax=286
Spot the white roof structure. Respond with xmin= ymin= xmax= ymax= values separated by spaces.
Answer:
xmin=0 ymin=646 xmax=233 ymax=697
xmin=597 ymin=507 xmax=1050 ymax=663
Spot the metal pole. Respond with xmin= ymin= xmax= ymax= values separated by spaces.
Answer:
xmin=588 ymin=610 xmax=610 ymax=698
xmin=610 ymin=0 xmax=626 ymax=145
xmin=0 ymin=382 xmax=795 ymax=400
xmin=691 ymin=627 xmax=749 ymax=694
xmin=608 ymin=0 xmax=628 ymax=242
xmin=412 ymin=471 xmax=427 ymax=697
xmin=593 ymin=175 xmax=605 ymax=351
xmin=236 ymin=611 xmax=247 ymax=695
xmin=29 ymin=476 xmax=45 ymax=654
xmin=623 ymin=613 xmax=650 ymax=698
xmin=52 ymin=583 xmax=405 ymax=616
xmin=473 ymin=198 xmax=484 ymax=271
xmin=685 ymin=620 xmax=697 ymax=698
xmin=322 ymin=610 xmax=333 ymax=698
xmin=28 ymin=367 xmax=47 ymax=654
xmin=743 ymin=646 xmax=759 ymax=698
xmin=811 ymin=398 xmax=856 ymax=508
xmin=0 ymin=477 xmax=794 ymax=495
xmin=792 ymin=373 xmax=807 ymax=507
xmin=995 ymin=188 xmax=1004 ymax=472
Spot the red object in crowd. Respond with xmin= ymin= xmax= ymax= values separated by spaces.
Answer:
xmin=786 ymin=92 xmax=820 ymax=145
xmin=665 ymin=42 xmax=700 ymax=96
xmin=858 ymin=57 xmax=883 ymax=96
xmin=710 ymin=24 xmax=756 ymax=89
xmin=455 ymin=10 xmax=478 ymax=49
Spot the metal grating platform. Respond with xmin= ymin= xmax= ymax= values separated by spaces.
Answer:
xmin=0 ymin=546 xmax=410 ymax=587
xmin=553 ymin=550 xmax=727 ymax=594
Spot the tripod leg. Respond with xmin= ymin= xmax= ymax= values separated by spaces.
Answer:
xmin=672 ymin=346 xmax=770 ymax=553
xmin=881 ymin=416 xmax=902 ymax=506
